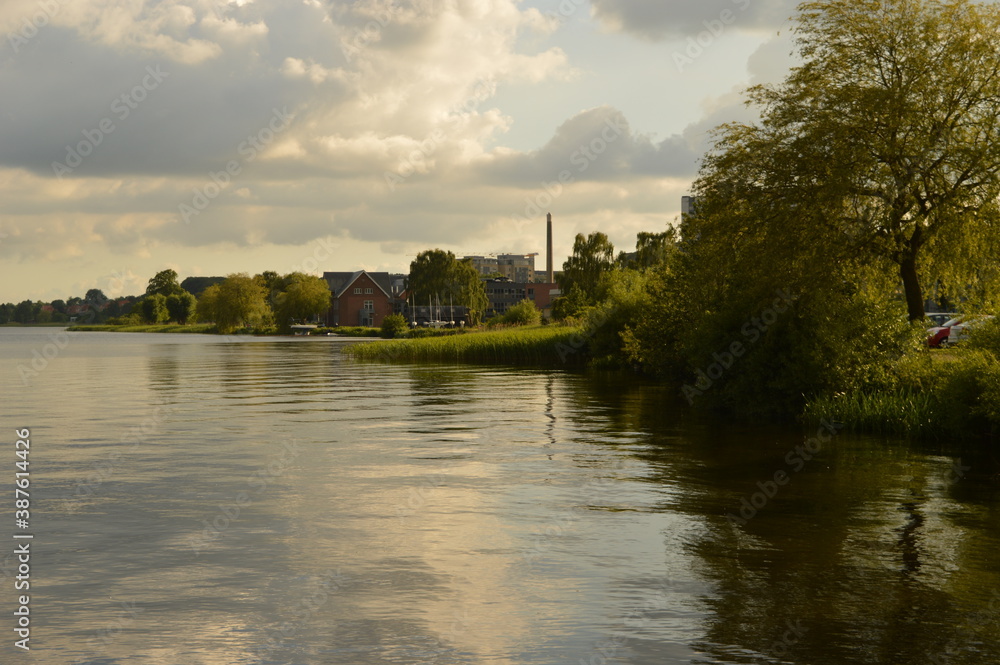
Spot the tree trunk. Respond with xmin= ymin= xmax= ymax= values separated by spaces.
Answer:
xmin=899 ymin=254 xmax=925 ymax=321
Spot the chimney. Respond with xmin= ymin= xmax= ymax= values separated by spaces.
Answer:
xmin=546 ymin=213 xmax=554 ymax=284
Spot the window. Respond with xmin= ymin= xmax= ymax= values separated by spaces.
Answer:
xmin=363 ymin=300 xmax=374 ymax=311
xmin=354 ymin=287 xmax=362 ymax=294
xmin=365 ymin=288 xmax=373 ymax=294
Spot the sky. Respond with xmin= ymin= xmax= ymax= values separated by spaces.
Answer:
xmin=0 ymin=0 xmax=802 ymax=303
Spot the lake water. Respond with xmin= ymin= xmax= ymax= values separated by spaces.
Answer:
xmin=1 ymin=327 xmax=999 ymax=664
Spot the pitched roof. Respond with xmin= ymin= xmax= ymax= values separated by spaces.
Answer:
xmin=323 ymin=271 xmax=393 ymax=299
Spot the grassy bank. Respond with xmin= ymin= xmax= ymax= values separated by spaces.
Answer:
xmin=71 ymin=323 xmax=218 ymax=334
xmin=803 ymin=349 xmax=1000 ymax=439
xmin=344 ymin=325 xmax=585 ymax=365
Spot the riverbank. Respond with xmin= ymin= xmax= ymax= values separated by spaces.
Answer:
xmin=802 ymin=347 xmax=1000 ymax=440
xmin=344 ymin=324 xmax=585 ymax=365
xmin=71 ymin=323 xmax=219 ymax=333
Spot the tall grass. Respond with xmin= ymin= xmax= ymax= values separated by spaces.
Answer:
xmin=803 ymin=389 xmax=944 ymax=437
xmin=343 ymin=325 xmax=584 ymax=365
xmin=803 ymin=349 xmax=1000 ymax=438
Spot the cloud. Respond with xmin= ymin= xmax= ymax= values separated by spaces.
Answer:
xmin=589 ymin=0 xmax=797 ymax=41
xmin=476 ymin=106 xmax=701 ymax=185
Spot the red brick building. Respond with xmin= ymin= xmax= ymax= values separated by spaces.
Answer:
xmin=323 ymin=271 xmax=394 ymax=327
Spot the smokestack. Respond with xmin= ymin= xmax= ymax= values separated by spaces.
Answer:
xmin=546 ymin=213 xmax=554 ymax=284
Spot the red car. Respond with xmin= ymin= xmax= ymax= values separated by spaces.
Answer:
xmin=926 ymin=316 xmax=962 ymax=348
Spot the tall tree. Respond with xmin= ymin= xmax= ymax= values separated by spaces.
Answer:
xmin=146 ymin=269 xmax=184 ymax=298
xmin=85 ymin=288 xmax=107 ymax=306
xmin=560 ymin=232 xmax=615 ymax=301
xmin=452 ymin=258 xmax=488 ymax=325
xmin=703 ymin=0 xmax=1000 ymax=320
xmin=165 ymin=292 xmax=197 ymax=324
xmin=271 ymin=273 xmax=332 ymax=332
xmin=214 ymin=273 xmax=270 ymax=333
xmin=138 ymin=293 xmax=169 ymax=323
xmin=407 ymin=250 xmax=488 ymax=324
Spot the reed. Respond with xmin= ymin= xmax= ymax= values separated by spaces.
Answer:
xmin=343 ymin=325 xmax=584 ymax=365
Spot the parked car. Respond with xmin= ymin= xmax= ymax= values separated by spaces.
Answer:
xmin=945 ymin=315 xmax=995 ymax=347
xmin=927 ymin=312 xmax=958 ymax=327
xmin=926 ymin=317 xmax=962 ymax=348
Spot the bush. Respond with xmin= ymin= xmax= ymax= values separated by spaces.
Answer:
xmin=106 ymin=313 xmax=143 ymax=326
xmin=493 ymin=300 xmax=541 ymax=327
xmin=804 ymin=348 xmax=1000 ymax=438
xmin=966 ymin=316 xmax=1000 ymax=355
xmin=380 ymin=314 xmax=409 ymax=338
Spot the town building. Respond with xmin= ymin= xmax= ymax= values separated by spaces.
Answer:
xmin=462 ymin=254 xmax=537 ymax=282
xmin=483 ymin=278 xmax=559 ymax=319
xmin=323 ymin=271 xmax=394 ymax=327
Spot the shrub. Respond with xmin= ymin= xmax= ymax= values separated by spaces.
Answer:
xmin=493 ymin=300 xmax=541 ymax=327
xmin=380 ymin=314 xmax=409 ymax=338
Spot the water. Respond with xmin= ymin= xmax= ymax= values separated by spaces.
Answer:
xmin=1 ymin=327 xmax=998 ymax=664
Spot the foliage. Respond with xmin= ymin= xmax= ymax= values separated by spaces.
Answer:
xmin=560 ymin=232 xmax=615 ymax=304
xmin=706 ymin=0 xmax=1000 ymax=321
xmin=165 ymin=291 xmax=197 ymax=324
xmin=380 ymin=313 xmax=409 ymax=338
xmin=804 ymin=349 xmax=1000 ymax=438
xmin=84 ymin=288 xmax=107 ymax=306
xmin=492 ymin=299 xmax=541 ymax=327
xmin=618 ymin=230 xmax=678 ymax=271
xmin=138 ymin=293 xmax=169 ymax=324
xmin=106 ymin=313 xmax=143 ymax=326
xmin=271 ymin=273 xmax=331 ymax=333
xmin=551 ymin=283 xmax=591 ymax=321
xmin=211 ymin=273 xmax=271 ymax=334
xmin=195 ymin=284 xmax=220 ymax=324
xmin=584 ymin=269 xmax=654 ymax=368
xmin=407 ymin=250 xmax=488 ymax=325
xmin=966 ymin=317 xmax=1000 ymax=356
xmin=146 ymin=269 xmax=184 ymax=297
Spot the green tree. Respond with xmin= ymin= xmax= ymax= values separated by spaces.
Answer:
xmin=138 ymin=293 xmax=169 ymax=323
xmin=146 ymin=269 xmax=184 ymax=298
xmin=215 ymin=273 xmax=270 ymax=333
xmin=407 ymin=249 xmax=457 ymax=305
xmin=453 ymin=258 xmax=488 ymax=325
xmin=85 ymin=288 xmax=107 ymax=306
xmin=561 ymin=232 xmax=615 ymax=303
xmin=165 ymin=291 xmax=197 ymax=324
xmin=195 ymin=284 xmax=220 ymax=324
xmin=551 ymin=283 xmax=591 ymax=321
xmin=704 ymin=0 xmax=1000 ymax=320
xmin=271 ymin=273 xmax=331 ymax=333
xmin=380 ymin=313 xmax=409 ymax=338
xmin=13 ymin=300 xmax=35 ymax=323
xmin=407 ymin=250 xmax=488 ymax=325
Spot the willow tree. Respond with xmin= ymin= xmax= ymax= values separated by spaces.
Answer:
xmin=700 ymin=0 xmax=1000 ymax=321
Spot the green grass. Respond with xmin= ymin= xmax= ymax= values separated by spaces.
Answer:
xmin=70 ymin=323 xmax=218 ymax=334
xmin=343 ymin=325 xmax=586 ymax=365
xmin=803 ymin=348 xmax=1000 ymax=439
xmin=803 ymin=389 xmax=944 ymax=437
